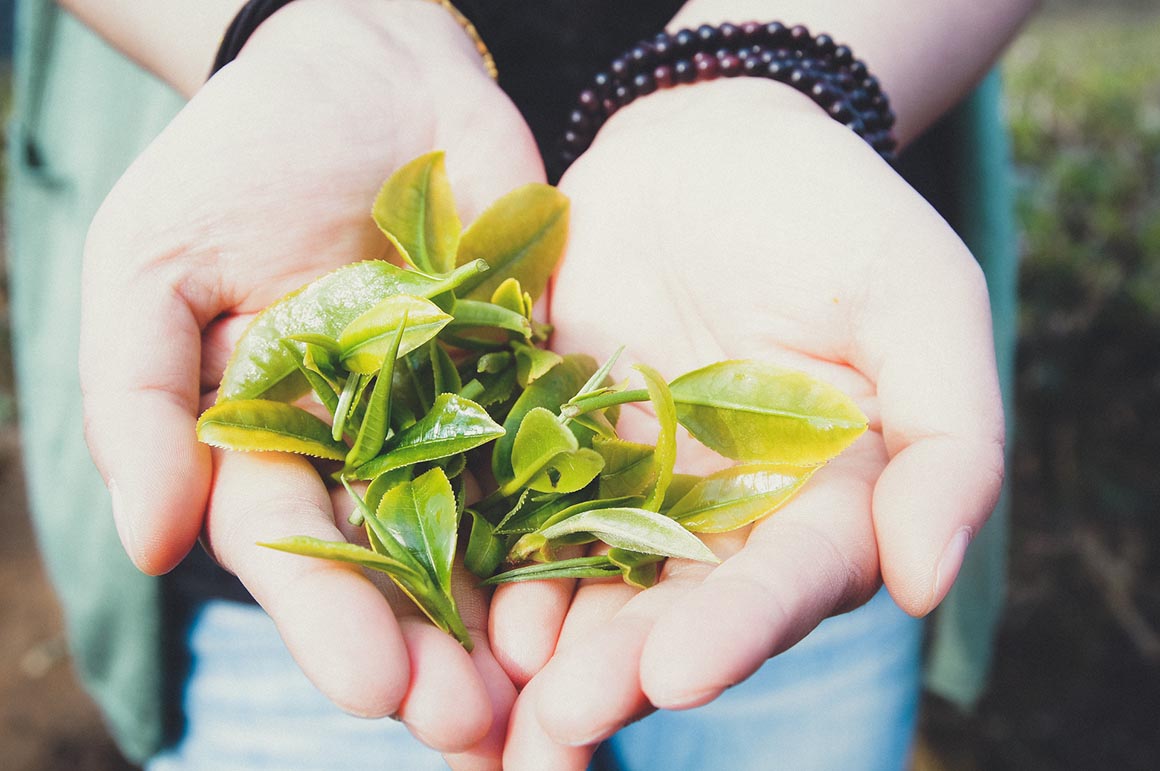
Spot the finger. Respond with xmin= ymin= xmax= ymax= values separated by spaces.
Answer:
xmin=489 ymin=577 xmax=576 ymax=687
xmin=79 ymin=258 xmax=214 ymax=575
xmin=639 ymin=447 xmax=882 ymax=710
xmin=534 ymin=568 xmax=707 ymax=746
xmin=396 ymin=618 xmax=492 ymax=753
xmin=443 ymin=638 xmax=518 ymax=771
xmin=855 ymin=224 xmax=1006 ymax=615
xmin=204 ymin=449 xmax=410 ymax=717
xmin=201 ymin=313 xmax=255 ymax=392
xmin=502 ymin=679 xmax=597 ymax=771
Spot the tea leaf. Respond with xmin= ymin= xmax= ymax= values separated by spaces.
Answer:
xmin=508 ymin=408 xmax=604 ymax=495
xmin=489 ymin=277 xmax=527 ymax=316
xmin=259 ymin=536 xmax=425 ymax=583
xmin=635 ymin=364 xmax=677 ymax=511
xmin=332 ymin=373 xmax=363 ymax=442
xmin=448 ymin=299 xmax=532 ymax=338
xmin=374 ymin=467 xmax=459 ymax=595
xmin=196 ymin=400 xmax=347 ymax=460
xmin=455 ymin=184 xmax=569 ymax=302
xmin=669 ymin=360 xmax=868 ymax=464
xmin=512 ymin=341 xmax=563 ymax=388
xmin=477 ymin=352 xmax=513 ymax=374
xmin=365 ymin=466 xmax=411 ymax=511
xmin=482 ymin=556 xmax=621 ymax=585
xmin=218 ymin=260 xmax=485 ymax=402
xmin=352 ymin=393 xmax=504 ymax=480
xmin=538 ymin=507 xmax=719 ymax=563
xmin=372 ymin=151 xmax=461 ymax=274
xmin=493 ymin=354 xmax=597 ymax=483
xmin=608 ymin=548 xmax=664 ymax=589
xmin=667 ymin=463 xmax=818 ymax=533
xmin=465 ymin=510 xmax=507 ymax=578
xmin=339 ymin=295 xmax=452 ymax=374
xmin=594 ymin=438 xmax=657 ymax=499
xmin=282 ymin=340 xmax=340 ymax=419
xmin=430 ymin=340 xmax=461 ymax=398
xmin=345 ymin=316 xmax=407 ymax=469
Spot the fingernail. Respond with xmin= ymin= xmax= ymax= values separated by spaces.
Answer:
xmin=108 ymin=478 xmax=137 ymax=558
xmin=929 ymin=527 xmax=973 ymax=613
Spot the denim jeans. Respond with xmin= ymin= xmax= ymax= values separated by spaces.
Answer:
xmin=148 ymin=587 xmax=921 ymax=771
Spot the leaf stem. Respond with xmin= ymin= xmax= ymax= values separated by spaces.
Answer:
xmin=560 ymin=388 xmax=649 ymax=419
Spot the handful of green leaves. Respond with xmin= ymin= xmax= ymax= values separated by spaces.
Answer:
xmin=196 ymin=152 xmax=868 ymax=649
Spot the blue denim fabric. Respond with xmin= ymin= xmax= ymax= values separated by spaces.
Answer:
xmin=147 ymin=587 xmax=920 ymax=770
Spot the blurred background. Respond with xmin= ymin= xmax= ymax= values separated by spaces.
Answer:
xmin=1 ymin=0 xmax=1157 ymax=769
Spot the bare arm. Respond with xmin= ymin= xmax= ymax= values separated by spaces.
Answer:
xmin=672 ymin=0 xmax=1040 ymax=144
xmin=56 ymin=0 xmax=246 ymax=96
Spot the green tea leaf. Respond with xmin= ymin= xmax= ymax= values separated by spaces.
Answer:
xmin=512 ymin=341 xmax=563 ymax=388
xmin=465 ymin=510 xmax=507 ymax=579
xmin=667 ymin=463 xmax=818 ymax=533
xmin=489 ymin=277 xmax=527 ymax=316
xmin=372 ymin=151 xmax=461 ymax=274
xmin=430 ymin=339 xmax=462 ymax=398
xmin=493 ymin=354 xmax=597 ymax=483
xmin=346 ymin=316 xmax=406 ymax=469
xmin=218 ymin=260 xmax=484 ymax=402
xmin=282 ymin=340 xmax=341 ymax=419
xmin=662 ymin=473 xmax=702 ymax=510
xmin=635 ymin=364 xmax=677 ymax=511
xmin=374 ymin=468 xmax=459 ymax=595
xmin=572 ymin=345 xmax=624 ymax=402
xmin=353 ymin=393 xmax=504 ymax=480
xmin=332 ymin=373 xmax=363 ymax=442
xmin=365 ymin=466 xmax=412 ymax=511
xmin=259 ymin=536 xmax=425 ymax=582
xmin=594 ymin=437 xmax=657 ymax=499
xmin=483 ymin=556 xmax=621 ymax=585
xmin=196 ymin=400 xmax=347 ymax=460
xmin=538 ymin=507 xmax=719 ymax=564
xmin=448 ymin=298 xmax=532 ymax=338
xmin=285 ymin=333 xmax=343 ymax=357
xmin=477 ymin=352 xmax=513 ymax=374
xmin=455 ymin=183 xmax=570 ymax=302
xmin=339 ymin=295 xmax=452 ymax=374
xmin=608 ymin=548 xmax=664 ymax=589
xmin=669 ymin=360 xmax=867 ymax=464
xmin=507 ymin=408 xmax=604 ymax=494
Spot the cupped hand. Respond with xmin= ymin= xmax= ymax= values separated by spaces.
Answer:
xmin=78 ymin=1 xmax=540 ymax=763
xmin=491 ymin=79 xmax=1005 ymax=768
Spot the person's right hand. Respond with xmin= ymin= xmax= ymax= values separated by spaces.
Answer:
xmin=78 ymin=1 xmax=541 ymax=764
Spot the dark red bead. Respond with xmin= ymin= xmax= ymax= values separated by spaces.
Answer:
xmin=695 ymin=24 xmax=720 ymax=49
xmin=673 ymin=28 xmax=697 ymax=55
xmin=593 ymin=71 xmax=613 ymax=97
xmin=562 ymin=130 xmax=585 ymax=149
xmin=654 ymin=65 xmax=674 ymax=89
xmin=673 ymin=58 xmax=696 ymax=84
xmin=629 ymin=44 xmax=655 ymax=70
xmin=568 ymin=109 xmax=591 ymax=132
xmin=762 ymin=22 xmax=789 ymax=44
xmin=632 ymin=72 xmax=657 ymax=95
xmin=578 ymin=89 xmax=601 ymax=113
xmin=693 ymin=51 xmax=719 ymax=79
xmin=827 ymin=101 xmax=855 ymax=122
xmin=611 ymin=57 xmax=631 ymax=78
xmin=602 ymin=97 xmax=619 ymax=116
xmin=741 ymin=21 xmax=762 ymax=42
xmin=719 ymin=53 xmax=743 ymax=77
xmin=614 ymin=84 xmax=633 ymax=106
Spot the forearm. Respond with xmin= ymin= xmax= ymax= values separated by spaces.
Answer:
xmin=57 ymin=0 xmax=246 ymax=96
xmin=671 ymin=0 xmax=1039 ymax=145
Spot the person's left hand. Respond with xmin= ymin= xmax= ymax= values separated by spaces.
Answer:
xmin=488 ymin=79 xmax=1006 ymax=769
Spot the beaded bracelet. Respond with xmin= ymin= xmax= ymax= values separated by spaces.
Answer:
xmin=558 ymin=22 xmax=897 ymax=173
xmin=210 ymin=0 xmax=497 ymax=80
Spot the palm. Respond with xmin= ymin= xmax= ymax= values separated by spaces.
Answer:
xmin=79 ymin=7 xmax=543 ymax=765
xmin=492 ymin=81 xmax=1005 ymax=769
